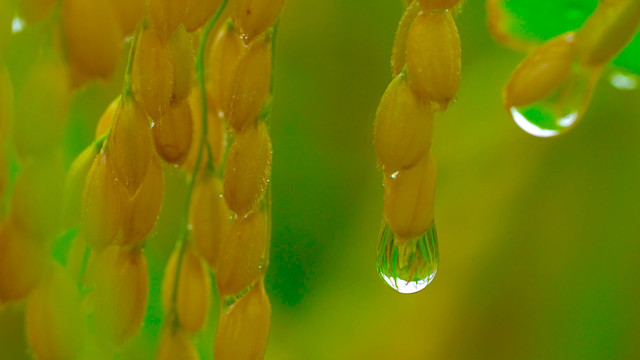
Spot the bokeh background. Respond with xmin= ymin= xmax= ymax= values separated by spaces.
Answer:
xmin=2 ymin=0 xmax=640 ymax=359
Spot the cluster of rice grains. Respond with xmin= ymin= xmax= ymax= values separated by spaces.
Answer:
xmin=500 ymin=0 xmax=640 ymax=138
xmin=0 ymin=1 xmax=83 ymax=359
xmin=211 ymin=0 xmax=284 ymax=357
xmin=374 ymin=0 xmax=463 ymax=294
xmin=0 ymin=0 xmax=283 ymax=359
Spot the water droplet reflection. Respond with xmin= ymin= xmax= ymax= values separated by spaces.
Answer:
xmin=376 ymin=221 xmax=438 ymax=294
xmin=509 ymin=65 xmax=600 ymax=138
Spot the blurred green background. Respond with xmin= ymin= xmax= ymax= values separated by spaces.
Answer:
xmin=2 ymin=0 xmax=640 ymax=359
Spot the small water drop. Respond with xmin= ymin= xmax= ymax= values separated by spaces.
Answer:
xmin=610 ymin=71 xmax=638 ymax=90
xmin=510 ymin=65 xmax=600 ymax=138
xmin=376 ymin=221 xmax=438 ymax=294
xmin=12 ymin=17 xmax=25 ymax=34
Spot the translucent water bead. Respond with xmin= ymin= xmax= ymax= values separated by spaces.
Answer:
xmin=504 ymin=32 xmax=602 ymax=138
xmin=509 ymin=64 xmax=600 ymax=137
xmin=376 ymin=221 xmax=439 ymax=294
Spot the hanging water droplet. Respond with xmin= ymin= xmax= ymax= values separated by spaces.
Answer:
xmin=504 ymin=32 xmax=602 ymax=138
xmin=376 ymin=221 xmax=438 ymax=294
xmin=509 ymin=65 xmax=600 ymax=138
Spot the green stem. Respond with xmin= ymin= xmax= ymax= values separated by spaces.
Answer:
xmin=169 ymin=0 xmax=229 ymax=323
xmin=122 ymin=24 xmax=142 ymax=99
xmin=102 ymin=23 xmax=141 ymax=153
xmin=77 ymin=242 xmax=91 ymax=290
xmin=93 ymin=133 xmax=107 ymax=149
xmin=205 ymin=141 xmax=215 ymax=172
xmin=216 ymin=132 xmax=233 ymax=179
